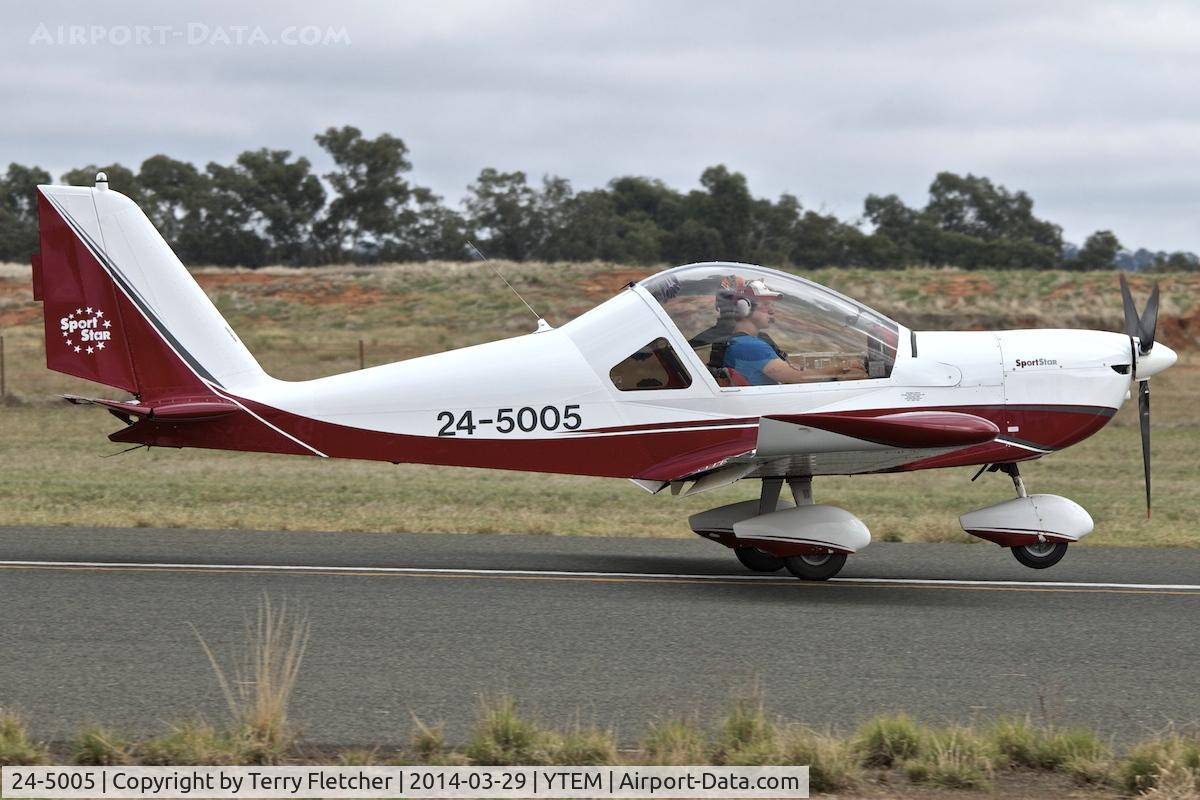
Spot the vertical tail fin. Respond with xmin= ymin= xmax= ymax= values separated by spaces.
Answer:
xmin=33 ymin=179 xmax=266 ymax=401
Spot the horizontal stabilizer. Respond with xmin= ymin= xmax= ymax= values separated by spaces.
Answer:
xmin=64 ymin=394 xmax=239 ymax=422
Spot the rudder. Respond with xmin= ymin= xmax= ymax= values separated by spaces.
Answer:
xmin=33 ymin=178 xmax=266 ymax=401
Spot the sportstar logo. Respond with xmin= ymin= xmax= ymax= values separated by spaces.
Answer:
xmin=1014 ymin=357 xmax=1058 ymax=369
xmin=60 ymin=307 xmax=114 ymax=356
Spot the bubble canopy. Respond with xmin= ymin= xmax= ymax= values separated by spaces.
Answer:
xmin=640 ymin=263 xmax=901 ymax=383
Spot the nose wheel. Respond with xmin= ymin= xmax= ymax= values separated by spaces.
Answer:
xmin=1011 ymin=541 xmax=1068 ymax=569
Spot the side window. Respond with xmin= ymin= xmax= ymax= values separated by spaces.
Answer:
xmin=610 ymin=338 xmax=693 ymax=391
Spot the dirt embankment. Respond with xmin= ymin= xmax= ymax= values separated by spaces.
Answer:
xmin=4 ymin=265 xmax=1198 ymax=351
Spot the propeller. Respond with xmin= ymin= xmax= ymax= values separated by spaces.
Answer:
xmin=1118 ymin=274 xmax=1161 ymax=518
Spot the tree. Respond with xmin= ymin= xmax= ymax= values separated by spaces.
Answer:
xmin=176 ymin=168 xmax=269 ymax=267
xmin=1159 ymin=251 xmax=1200 ymax=272
xmin=315 ymin=126 xmax=420 ymax=261
xmin=205 ymin=149 xmax=325 ymax=264
xmin=863 ymin=193 xmax=922 ymax=265
xmin=463 ymin=169 xmax=545 ymax=260
xmin=1073 ymin=230 xmax=1122 ymax=270
xmin=746 ymin=194 xmax=800 ymax=265
xmin=922 ymin=173 xmax=1062 ymax=268
xmin=791 ymin=209 xmax=880 ymax=268
xmin=692 ymin=165 xmax=754 ymax=259
xmin=925 ymin=172 xmax=1061 ymax=250
xmin=542 ymin=189 xmax=665 ymax=264
xmin=670 ymin=218 xmax=723 ymax=263
xmin=0 ymin=163 xmax=51 ymax=260
xmin=407 ymin=187 xmax=470 ymax=261
xmin=137 ymin=155 xmax=203 ymax=245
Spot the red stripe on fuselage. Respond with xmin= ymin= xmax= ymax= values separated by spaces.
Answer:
xmin=108 ymin=398 xmax=1116 ymax=479
xmin=110 ymin=396 xmax=760 ymax=481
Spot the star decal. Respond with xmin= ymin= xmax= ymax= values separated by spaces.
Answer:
xmin=73 ymin=346 xmax=81 ymax=353
xmin=85 ymin=307 xmax=93 ymax=314
xmin=96 ymin=310 xmax=104 ymax=318
xmin=96 ymin=342 xmax=105 ymax=350
xmin=75 ymin=308 xmax=82 ymax=315
xmin=62 ymin=330 xmax=69 ymax=337
xmin=86 ymin=346 xmax=94 ymax=354
xmin=65 ymin=339 xmax=72 ymax=347
xmin=103 ymin=320 xmax=112 ymax=329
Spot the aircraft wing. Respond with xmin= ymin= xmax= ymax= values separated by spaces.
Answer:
xmin=632 ymin=411 xmax=999 ymax=494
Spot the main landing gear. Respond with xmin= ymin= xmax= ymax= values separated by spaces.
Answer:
xmin=783 ymin=551 xmax=849 ymax=581
xmin=734 ymin=547 xmax=784 ymax=573
xmin=961 ymin=462 xmax=1093 ymax=570
xmin=689 ymin=476 xmax=869 ymax=582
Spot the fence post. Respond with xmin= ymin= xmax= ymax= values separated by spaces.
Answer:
xmin=358 ymin=339 xmax=365 ymax=370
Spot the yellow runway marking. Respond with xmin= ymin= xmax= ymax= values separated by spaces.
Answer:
xmin=1 ymin=560 xmax=1198 ymax=597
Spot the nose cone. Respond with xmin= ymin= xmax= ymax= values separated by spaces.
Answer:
xmin=1138 ymin=342 xmax=1178 ymax=380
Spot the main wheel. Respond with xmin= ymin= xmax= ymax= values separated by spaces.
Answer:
xmin=783 ymin=551 xmax=848 ymax=581
xmin=1011 ymin=541 xmax=1068 ymax=569
xmin=735 ymin=547 xmax=785 ymax=573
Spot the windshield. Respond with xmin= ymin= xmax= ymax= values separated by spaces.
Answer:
xmin=640 ymin=263 xmax=899 ymax=385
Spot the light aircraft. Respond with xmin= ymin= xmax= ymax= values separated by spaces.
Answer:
xmin=31 ymin=175 xmax=1177 ymax=580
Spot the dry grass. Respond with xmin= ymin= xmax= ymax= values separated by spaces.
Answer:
xmin=71 ymin=725 xmax=134 ymax=765
xmin=553 ymin=723 xmax=619 ymax=766
xmin=12 ymin=697 xmax=1200 ymax=798
xmin=714 ymin=686 xmax=780 ymax=765
xmin=780 ymin=726 xmax=863 ymax=792
xmin=903 ymin=725 xmax=995 ymax=789
xmin=854 ymin=711 xmax=926 ymax=768
xmin=0 ymin=710 xmax=48 ymax=765
xmin=1123 ymin=734 xmax=1200 ymax=795
xmin=192 ymin=594 xmax=310 ymax=763
xmin=638 ymin=715 xmax=709 ymax=765
xmin=2 ymin=264 xmax=1198 ymax=546
xmin=138 ymin=719 xmax=249 ymax=765
xmin=464 ymin=695 xmax=556 ymax=766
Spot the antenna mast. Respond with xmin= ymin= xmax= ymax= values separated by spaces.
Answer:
xmin=466 ymin=241 xmax=551 ymax=331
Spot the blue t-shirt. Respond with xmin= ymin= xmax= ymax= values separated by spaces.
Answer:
xmin=724 ymin=334 xmax=780 ymax=385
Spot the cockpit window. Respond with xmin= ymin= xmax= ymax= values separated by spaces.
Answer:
xmin=610 ymin=338 xmax=693 ymax=391
xmin=641 ymin=264 xmax=898 ymax=386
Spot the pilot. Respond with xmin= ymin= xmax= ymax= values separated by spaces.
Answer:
xmin=723 ymin=276 xmax=867 ymax=385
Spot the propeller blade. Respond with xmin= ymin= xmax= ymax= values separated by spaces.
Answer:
xmin=1139 ymin=380 xmax=1152 ymax=518
xmin=1138 ymin=284 xmax=1160 ymax=354
xmin=1119 ymin=274 xmax=1141 ymax=339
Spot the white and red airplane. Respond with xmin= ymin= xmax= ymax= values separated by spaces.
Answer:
xmin=31 ymin=175 xmax=1177 ymax=580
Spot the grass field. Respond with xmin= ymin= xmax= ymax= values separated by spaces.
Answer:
xmin=1 ymin=262 xmax=1197 ymax=547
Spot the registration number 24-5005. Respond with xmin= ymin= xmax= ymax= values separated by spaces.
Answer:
xmin=436 ymin=405 xmax=582 ymax=437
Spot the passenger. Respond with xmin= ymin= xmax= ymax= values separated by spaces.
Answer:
xmin=722 ymin=276 xmax=866 ymax=384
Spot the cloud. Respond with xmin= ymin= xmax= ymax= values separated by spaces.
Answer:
xmin=4 ymin=0 xmax=1198 ymax=251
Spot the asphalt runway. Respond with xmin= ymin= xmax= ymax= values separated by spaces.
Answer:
xmin=1 ymin=526 xmax=1197 ymax=747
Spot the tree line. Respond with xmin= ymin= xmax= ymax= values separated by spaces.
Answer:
xmin=1 ymin=126 xmax=1196 ymax=271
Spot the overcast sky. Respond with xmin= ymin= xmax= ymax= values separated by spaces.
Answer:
xmin=3 ymin=1 xmax=1198 ymax=252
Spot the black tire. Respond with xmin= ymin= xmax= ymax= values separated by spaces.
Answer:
xmin=735 ymin=547 xmax=785 ymax=573
xmin=1011 ymin=541 xmax=1068 ymax=569
xmin=783 ymin=551 xmax=848 ymax=581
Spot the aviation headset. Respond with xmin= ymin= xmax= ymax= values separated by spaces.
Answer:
xmin=722 ymin=277 xmax=781 ymax=319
